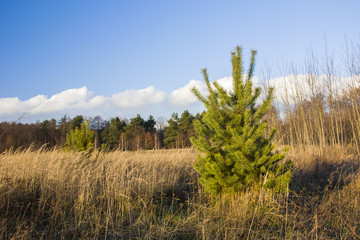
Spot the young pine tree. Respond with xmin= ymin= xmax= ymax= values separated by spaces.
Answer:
xmin=65 ymin=119 xmax=94 ymax=151
xmin=191 ymin=46 xmax=292 ymax=195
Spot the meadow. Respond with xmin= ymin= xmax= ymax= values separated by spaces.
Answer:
xmin=0 ymin=146 xmax=359 ymax=239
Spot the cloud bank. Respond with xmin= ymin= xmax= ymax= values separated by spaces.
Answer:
xmin=111 ymin=86 xmax=166 ymax=108
xmin=0 ymin=74 xmax=357 ymax=122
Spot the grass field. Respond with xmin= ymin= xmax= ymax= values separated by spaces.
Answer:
xmin=0 ymin=146 xmax=359 ymax=239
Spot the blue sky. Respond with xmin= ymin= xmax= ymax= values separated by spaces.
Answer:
xmin=0 ymin=1 xmax=359 ymax=122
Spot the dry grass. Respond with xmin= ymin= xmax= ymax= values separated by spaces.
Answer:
xmin=0 ymin=147 xmax=359 ymax=239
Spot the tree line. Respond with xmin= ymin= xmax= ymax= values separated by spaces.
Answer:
xmin=1 ymin=82 xmax=360 ymax=153
xmin=0 ymin=110 xmax=201 ymax=152
xmin=1 ymin=81 xmax=360 ymax=154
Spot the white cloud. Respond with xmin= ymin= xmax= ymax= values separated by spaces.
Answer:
xmin=29 ymin=87 xmax=94 ymax=114
xmin=0 ymin=86 xmax=168 ymax=118
xmin=168 ymin=80 xmax=206 ymax=106
xmin=0 ymin=74 xmax=357 ymax=122
xmin=111 ymin=86 xmax=166 ymax=108
xmin=85 ymin=95 xmax=108 ymax=109
xmin=0 ymin=97 xmax=24 ymax=115
xmin=0 ymin=87 xmax=104 ymax=116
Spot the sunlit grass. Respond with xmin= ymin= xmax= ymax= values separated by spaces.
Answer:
xmin=0 ymin=147 xmax=359 ymax=239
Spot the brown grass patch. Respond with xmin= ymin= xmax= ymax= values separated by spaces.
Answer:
xmin=0 ymin=147 xmax=359 ymax=239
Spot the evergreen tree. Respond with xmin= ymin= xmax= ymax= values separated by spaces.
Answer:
xmin=191 ymin=46 xmax=292 ymax=195
xmin=179 ymin=110 xmax=194 ymax=148
xmin=70 ymin=115 xmax=84 ymax=130
xmin=37 ymin=119 xmax=59 ymax=147
xmin=58 ymin=115 xmax=70 ymax=145
xmin=143 ymin=115 xmax=156 ymax=149
xmin=65 ymin=119 xmax=94 ymax=151
xmin=125 ymin=114 xmax=146 ymax=150
xmin=164 ymin=113 xmax=180 ymax=148
xmin=144 ymin=115 xmax=156 ymax=133
xmin=101 ymin=117 xmax=126 ymax=150
xmin=38 ymin=120 xmax=51 ymax=145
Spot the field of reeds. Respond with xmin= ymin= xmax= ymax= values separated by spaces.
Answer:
xmin=0 ymin=146 xmax=359 ymax=239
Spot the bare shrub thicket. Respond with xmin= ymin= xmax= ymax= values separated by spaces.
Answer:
xmin=264 ymin=42 xmax=360 ymax=156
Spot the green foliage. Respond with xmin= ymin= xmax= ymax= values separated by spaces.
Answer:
xmin=124 ymin=114 xmax=146 ymax=150
xmin=57 ymin=115 xmax=70 ymax=145
xmin=127 ymin=114 xmax=144 ymax=128
xmin=191 ymin=46 xmax=292 ymax=195
xmin=144 ymin=115 xmax=156 ymax=133
xmin=178 ymin=110 xmax=195 ymax=147
xmin=70 ymin=115 xmax=84 ymax=130
xmin=101 ymin=117 xmax=126 ymax=150
xmin=164 ymin=113 xmax=179 ymax=148
xmin=65 ymin=119 xmax=94 ymax=151
xmin=37 ymin=119 xmax=58 ymax=147
xmin=164 ymin=111 xmax=196 ymax=149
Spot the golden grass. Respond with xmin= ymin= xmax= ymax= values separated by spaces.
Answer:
xmin=0 ymin=147 xmax=359 ymax=239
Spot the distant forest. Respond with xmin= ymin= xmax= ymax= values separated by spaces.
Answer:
xmin=0 ymin=110 xmax=202 ymax=152
xmin=1 ymin=73 xmax=360 ymax=154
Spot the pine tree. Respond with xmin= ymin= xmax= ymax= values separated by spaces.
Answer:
xmin=179 ymin=110 xmax=195 ymax=148
xmin=191 ymin=46 xmax=292 ymax=195
xmin=164 ymin=113 xmax=180 ymax=148
xmin=101 ymin=117 xmax=126 ymax=150
xmin=125 ymin=114 xmax=146 ymax=150
xmin=144 ymin=115 xmax=156 ymax=133
xmin=70 ymin=115 xmax=84 ymax=130
xmin=65 ymin=119 xmax=94 ymax=151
